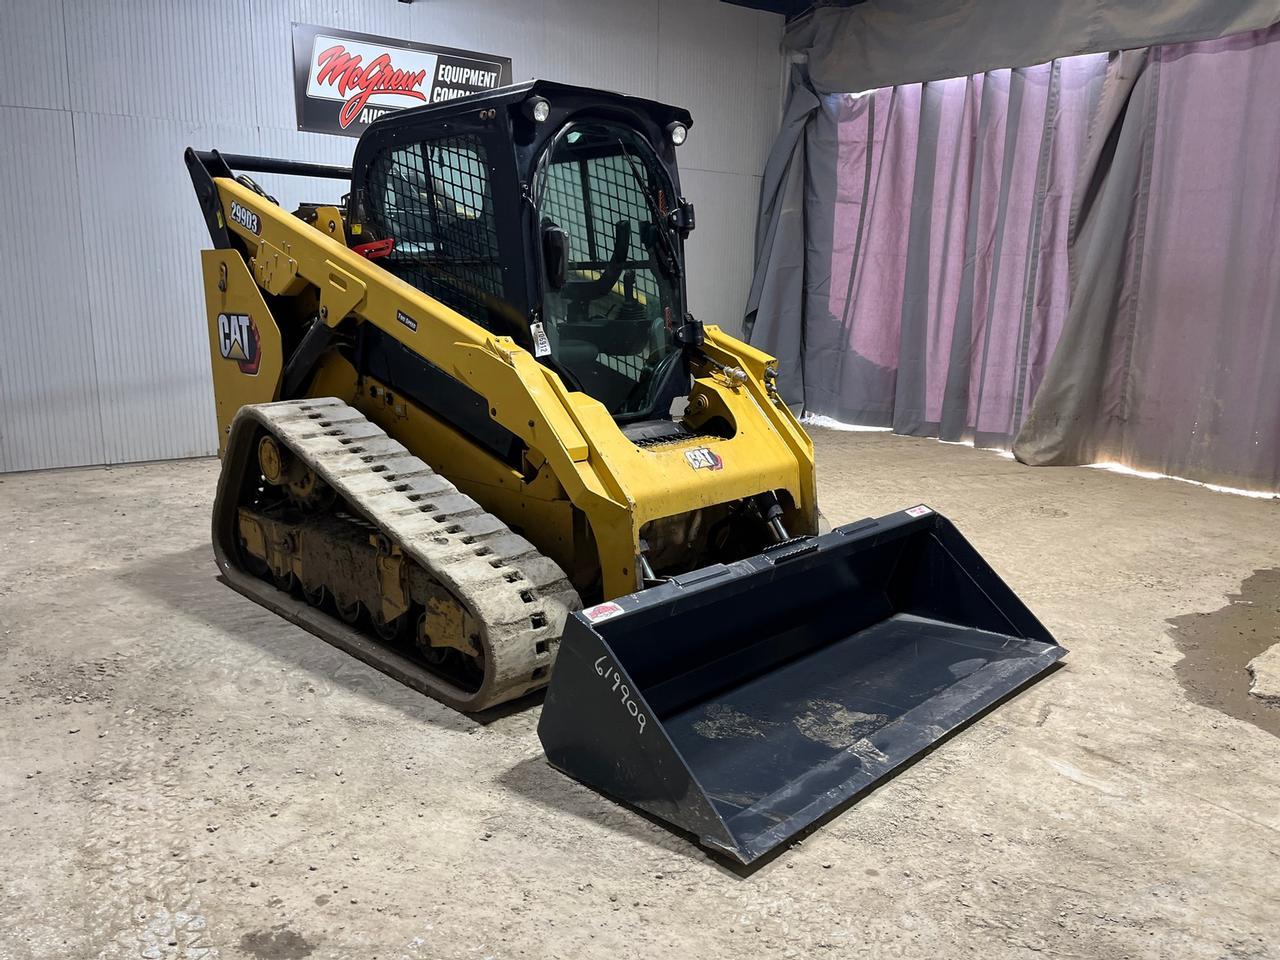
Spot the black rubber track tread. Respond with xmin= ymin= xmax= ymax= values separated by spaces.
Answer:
xmin=212 ymin=398 xmax=581 ymax=712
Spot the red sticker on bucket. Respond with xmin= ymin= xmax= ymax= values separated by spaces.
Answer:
xmin=582 ymin=601 xmax=624 ymax=623
xmin=905 ymin=505 xmax=932 ymax=517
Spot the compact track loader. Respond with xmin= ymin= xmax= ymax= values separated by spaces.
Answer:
xmin=187 ymin=80 xmax=1063 ymax=864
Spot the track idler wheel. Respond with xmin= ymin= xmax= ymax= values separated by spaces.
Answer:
xmin=258 ymin=432 xmax=329 ymax=509
xmin=287 ymin=466 xmax=323 ymax=505
xmin=373 ymin=611 xmax=409 ymax=643
xmin=258 ymin=434 xmax=287 ymax=485
xmin=414 ymin=611 xmax=450 ymax=667
xmin=335 ymin=596 xmax=362 ymax=625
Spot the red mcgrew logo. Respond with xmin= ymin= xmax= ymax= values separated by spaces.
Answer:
xmin=313 ymin=44 xmax=429 ymax=129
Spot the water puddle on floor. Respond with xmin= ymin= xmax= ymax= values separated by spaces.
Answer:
xmin=1166 ymin=568 xmax=1280 ymax=738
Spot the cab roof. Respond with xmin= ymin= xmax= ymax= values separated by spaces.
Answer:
xmin=362 ymin=79 xmax=693 ymax=139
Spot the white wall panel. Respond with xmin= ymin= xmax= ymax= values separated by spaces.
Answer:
xmin=0 ymin=0 xmax=71 ymax=111
xmin=0 ymin=107 xmax=102 ymax=471
xmin=659 ymin=0 xmax=775 ymax=177
xmin=407 ymin=0 xmax=551 ymax=82
xmin=539 ymin=0 xmax=658 ymax=96
xmin=70 ymin=113 xmax=247 ymax=464
xmin=64 ymin=0 xmax=258 ymax=125
xmin=681 ymin=168 xmax=761 ymax=338
xmin=1 ymin=0 xmax=783 ymax=471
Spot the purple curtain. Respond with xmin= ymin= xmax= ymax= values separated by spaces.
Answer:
xmin=788 ymin=54 xmax=1108 ymax=446
xmin=749 ymin=24 xmax=1280 ymax=490
xmin=1014 ymin=25 xmax=1280 ymax=490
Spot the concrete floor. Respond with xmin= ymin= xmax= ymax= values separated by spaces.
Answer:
xmin=3 ymin=428 xmax=1279 ymax=960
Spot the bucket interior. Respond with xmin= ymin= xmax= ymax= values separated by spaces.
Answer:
xmin=591 ymin=519 xmax=1061 ymax=856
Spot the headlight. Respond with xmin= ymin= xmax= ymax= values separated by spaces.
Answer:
xmin=525 ymin=96 xmax=551 ymax=123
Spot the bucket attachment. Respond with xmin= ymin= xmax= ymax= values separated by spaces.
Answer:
xmin=537 ymin=505 xmax=1064 ymax=865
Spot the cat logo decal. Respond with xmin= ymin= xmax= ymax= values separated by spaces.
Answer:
xmin=217 ymin=313 xmax=261 ymax=375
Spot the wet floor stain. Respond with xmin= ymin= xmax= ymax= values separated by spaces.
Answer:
xmin=239 ymin=926 xmax=317 ymax=959
xmin=1166 ymin=568 xmax=1280 ymax=738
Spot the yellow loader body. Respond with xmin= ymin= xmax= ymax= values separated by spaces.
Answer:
xmin=202 ymin=177 xmax=816 ymax=601
xmin=187 ymin=80 xmax=1061 ymax=866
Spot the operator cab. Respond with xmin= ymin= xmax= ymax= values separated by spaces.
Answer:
xmin=350 ymin=81 xmax=698 ymax=426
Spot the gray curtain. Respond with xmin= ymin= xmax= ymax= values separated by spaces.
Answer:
xmin=788 ymin=0 xmax=1280 ymax=95
xmin=744 ymin=65 xmax=819 ymax=409
xmin=1014 ymin=27 xmax=1280 ymax=490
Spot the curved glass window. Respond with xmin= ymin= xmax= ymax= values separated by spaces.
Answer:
xmin=535 ymin=122 xmax=684 ymax=419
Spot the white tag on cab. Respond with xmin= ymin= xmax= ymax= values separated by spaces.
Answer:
xmin=531 ymin=321 xmax=552 ymax=358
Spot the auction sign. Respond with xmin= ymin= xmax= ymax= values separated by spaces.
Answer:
xmin=292 ymin=23 xmax=512 ymax=137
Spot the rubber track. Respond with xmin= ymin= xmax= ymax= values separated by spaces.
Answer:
xmin=213 ymin=398 xmax=581 ymax=712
